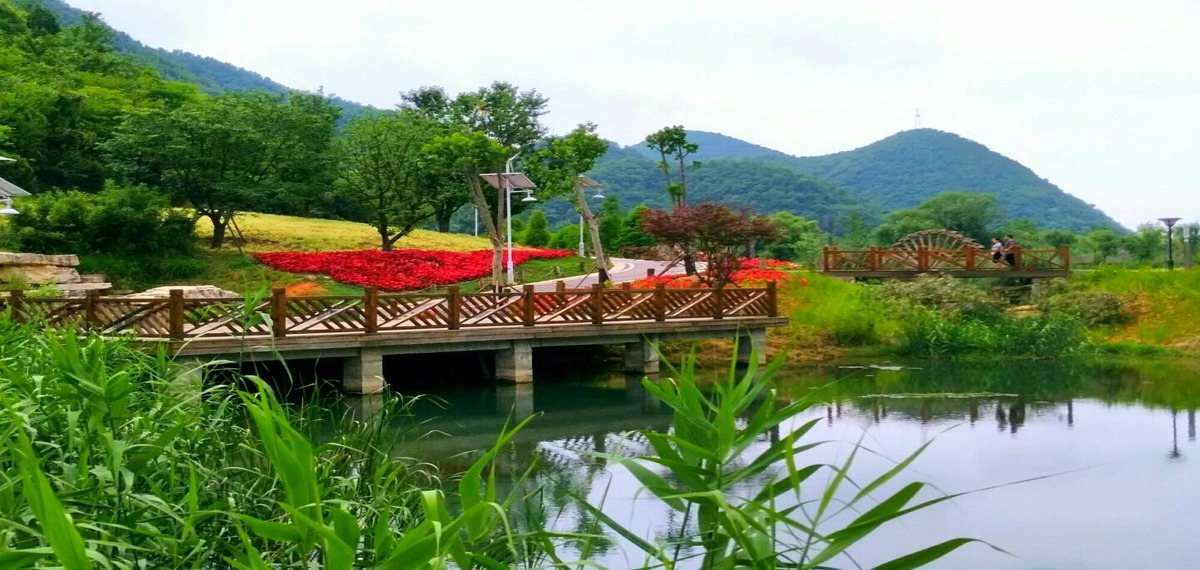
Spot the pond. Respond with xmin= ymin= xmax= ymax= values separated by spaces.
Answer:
xmin=381 ymin=358 xmax=1200 ymax=568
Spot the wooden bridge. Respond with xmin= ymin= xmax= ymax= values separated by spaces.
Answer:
xmin=2 ymin=283 xmax=786 ymax=392
xmin=822 ymin=246 xmax=1071 ymax=279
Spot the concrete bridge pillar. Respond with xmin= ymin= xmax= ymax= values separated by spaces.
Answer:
xmin=625 ymin=372 xmax=662 ymax=411
xmin=342 ymin=393 xmax=386 ymax=423
xmin=496 ymin=383 xmax=535 ymax=419
xmin=624 ymin=336 xmax=660 ymax=374
xmin=737 ymin=329 xmax=767 ymax=366
xmin=496 ymin=340 xmax=534 ymax=384
xmin=343 ymin=347 xmax=385 ymax=394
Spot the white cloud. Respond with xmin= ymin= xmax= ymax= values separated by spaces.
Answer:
xmin=66 ymin=0 xmax=1200 ymax=227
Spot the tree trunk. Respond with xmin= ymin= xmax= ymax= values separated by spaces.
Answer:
xmin=436 ymin=215 xmax=451 ymax=233
xmin=379 ymin=226 xmax=393 ymax=251
xmin=683 ymin=252 xmax=697 ymax=276
xmin=465 ymin=174 xmax=505 ymax=290
xmin=208 ymin=213 xmax=228 ymax=249
xmin=577 ymin=184 xmax=610 ymax=284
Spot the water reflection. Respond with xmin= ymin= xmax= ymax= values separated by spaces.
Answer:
xmin=388 ymin=358 xmax=1200 ymax=568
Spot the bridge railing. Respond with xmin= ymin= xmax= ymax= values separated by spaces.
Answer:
xmin=0 ymin=282 xmax=778 ymax=341
xmin=822 ymin=246 xmax=1070 ymax=272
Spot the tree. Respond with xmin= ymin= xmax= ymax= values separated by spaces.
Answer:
xmin=617 ymin=204 xmax=657 ymax=251
xmin=1123 ymin=225 xmax=1164 ymax=264
xmin=644 ymin=125 xmax=699 ymax=209
xmin=520 ymin=210 xmax=550 ymax=247
xmin=1085 ymin=228 xmax=1120 ymax=264
xmin=525 ymin=124 xmax=611 ymax=282
xmin=336 ymin=111 xmax=439 ymax=251
xmin=105 ymin=92 xmax=333 ymax=248
xmin=873 ymin=191 xmax=1001 ymax=245
xmin=1040 ymin=229 xmax=1078 ymax=249
xmin=641 ymin=204 xmax=776 ymax=287
xmin=424 ymin=131 xmax=510 ymax=289
xmin=762 ymin=212 xmax=824 ymax=266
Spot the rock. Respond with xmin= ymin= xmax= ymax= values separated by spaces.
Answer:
xmin=0 ymin=265 xmax=80 ymax=285
xmin=79 ymin=273 xmax=108 ymax=284
xmin=0 ymin=252 xmax=79 ymax=267
xmin=57 ymin=282 xmax=114 ymax=298
xmin=125 ymin=285 xmax=240 ymax=299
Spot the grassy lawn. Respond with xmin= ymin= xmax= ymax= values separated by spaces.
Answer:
xmin=172 ymin=212 xmax=587 ymax=296
xmin=1072 ymin=267 xmax=1200 ymax=348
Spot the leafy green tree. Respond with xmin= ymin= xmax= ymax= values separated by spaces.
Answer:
xmin=617 ymin=204 xmax=657 ymax=251
xmin=104 ymin=92 xmax=332 ymax=248
xmin=424 ymin=131 xmax=510 ymax=289
xmin=644 ymin=125 xmax=699 ymax=209
xmin=1040 ymin=229 xmax=1078 ymax=249
xmin=1085 ymin=227 xmax=1120 ymax=264
xmin=336 ymin=111 xmax=441 ymax=250
xmin=763 ymin=212 xmax=824 ymax=266
xmin=598 ymin=195 xmax=623 ymax=253
xmin=547 ymin=224 xmax=580 ymax=250
xmin=874 ymin=191 xmax=1001 ymax=245
xmin=520 ymin=210 xmax=550 ymax=247
xmin=525 ymin=123 xmax=611 ymax=281
xmin=1123 ymin=225 xmax=1164 ymax=264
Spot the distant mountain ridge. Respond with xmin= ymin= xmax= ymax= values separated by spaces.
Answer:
xmin=38 ymin=0 xmax=371 ymax=121
xmin=626 ymin=128 xmax=1121 ymax=232
xmin=40 ymin=1 xmax=1121 ymax=232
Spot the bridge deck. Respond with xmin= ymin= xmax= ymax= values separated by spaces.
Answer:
xmin=822 ymin=246 xmax=1070 ymax=279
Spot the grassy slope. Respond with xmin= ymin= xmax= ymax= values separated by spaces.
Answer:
xmin=182 ymin=212 xmax=584 ymax=296
xmin=769 ymin=268 xmax=1200 ymax=361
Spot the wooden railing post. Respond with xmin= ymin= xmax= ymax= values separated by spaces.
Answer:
xmin=364 ymin=287 xmax=378 ymax=333
xmin=555 ymin=280 xmax=565 ymax=293
xmin=590 ymin=284 xmax=604 ymax=325
xmin=1061 ymin=246 xmax=1071 ymax=271
xmin=767 ymin=281 xmax=778 ymax=317
xmin=822 ymin=247 xmax=832 ymax=271
xmin=1014 ymin=247 xmax=1023 ymax=269
xmin=84 ymin=290 xmax=99 ymax=329
xmin=917 ymin=247 xmax=929 ymax=271
xmin=271 ymin=288 xmax=287 ymax=338
xmin=8 ymin=290 xmax=23 ymax=324
xmin=522 ymin=285 xmax=535 ymax=326
xmin=654 ymin=283 xmax=667 ymax=322
xmin=713 ymin=286 xmax=725 ymax=320
xmin=646 ymin=267 xmax=655 ymax=278
xmin=869 ymin=247 xmax=879 ymax=271
xmin=168 ymin=289 xmax=184 ymax=341
xmin=447 ymin=286 xmax=461 ymax=330
xmin=965 ymin=246 xmax=976 ymax=270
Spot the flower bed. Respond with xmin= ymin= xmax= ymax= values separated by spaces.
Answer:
xmin=255 ymin=249 xmax=572 ymax=291
xmin=630 ymin=268 xmax=797 ymax=289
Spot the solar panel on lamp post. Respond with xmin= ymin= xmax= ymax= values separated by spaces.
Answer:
xmin=1159 ymin=217 xmax=1182 ymax=270
xmin=480 ymin=165 xmax=537 ymax=287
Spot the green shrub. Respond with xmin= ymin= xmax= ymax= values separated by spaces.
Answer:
xmin=876 ymin=274 xmax=1007 ymax=322
xmin=1 ymin=184 xmax=197 ymax=257
xmin=1041 ymin=290 xmax=1131 ymax=326
xmin=897 ymin=310 xmax=1088 ymax=359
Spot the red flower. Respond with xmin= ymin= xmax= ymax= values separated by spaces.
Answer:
xmin=254 ymin=249 xmax=572 ymax=291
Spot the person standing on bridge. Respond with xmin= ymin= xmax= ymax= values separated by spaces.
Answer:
xmin=1003 ymin=234 xmax=1019 ymax=267
xmin=990 ymin=237 xmax=1005 ymax=266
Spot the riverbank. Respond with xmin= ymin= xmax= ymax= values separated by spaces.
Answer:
xmin=711 ymin=268 xmax=1200 ymax=364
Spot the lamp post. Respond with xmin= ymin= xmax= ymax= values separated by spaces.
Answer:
xmin=1159 ymin=217 xmax=1182 ymax=270
xmin=576 ymin=176 xmax=604 ymax=258
xmin=481 ymin=160 xmax=537 ymax=287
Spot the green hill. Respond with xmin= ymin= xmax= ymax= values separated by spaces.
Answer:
xmin=36 ymin=0 xmax=370 ymax=122
xmin=790 ymin=129 xmax=1121 ymax=232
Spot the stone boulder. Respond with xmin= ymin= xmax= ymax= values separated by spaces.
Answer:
xmin=125 ymin=285 xmax=240 ymax=299
xmin=0 ymin=252 xmax=80 ymax=266
xmin=0 ymin=265 xmax=80 ymax=285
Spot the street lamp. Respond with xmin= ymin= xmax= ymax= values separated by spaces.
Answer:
xmin=576 ymin=175 xmax=603 ymax=258
xmin=0 ymin=158 xmax=26 ymax=216
xmin=481 ymin=157 xmax=537 ymax=286
xmin=1159 ymin=217 xmax=1182 ymax=270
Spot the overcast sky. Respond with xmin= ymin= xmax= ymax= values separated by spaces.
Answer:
xmin=68 ymin=0 xmax=1199 ymax=229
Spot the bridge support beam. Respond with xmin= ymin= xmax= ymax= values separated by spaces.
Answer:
xmin=624 ymin=336 xmax=660 ymax=375
xmin=737 ymin=329 xmax=767 ymax=366
xmin=496 ymin=341 xmax=534 ymax=384
xmin=343 ymin=347 xmax=385 ymax=394
xmin=496 ymin=383 xmax=535 ymax=419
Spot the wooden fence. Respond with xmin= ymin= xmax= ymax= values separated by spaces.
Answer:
xmin=822 ymin=247 xmax=1070 ymax=273
xmin=1 ymin=283 xmax=778 ymax=341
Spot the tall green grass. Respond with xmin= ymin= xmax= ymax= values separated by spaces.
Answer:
xmin=0 ymin=320 xmax=996 ymax=568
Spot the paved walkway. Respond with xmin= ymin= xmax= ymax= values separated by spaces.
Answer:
xmin=530 ymin=257 xmax=688 ymax=291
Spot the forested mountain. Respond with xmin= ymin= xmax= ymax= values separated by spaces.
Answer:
xmin=790 ymin=129 xmax=1121 ymax=231
xmin=536 ymin=142 xmax=882 ymax=228
xmin=35 ymin=0 xmax=370 ymax=121
xmin=630 ymin=131 xmax=794 ymax=162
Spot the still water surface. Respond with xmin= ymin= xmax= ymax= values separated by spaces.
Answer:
xmin=389 ymin=359 xmax=1200 ymax=569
